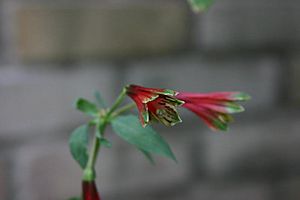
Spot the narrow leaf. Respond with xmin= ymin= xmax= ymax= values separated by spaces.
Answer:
xmin=95 ymin=119 xmax=103 ymax=138
xmin=75 ymin=98 xmax=98 ymax=117
xmin=69 ymin=125 xmax=89 ymax=169
xmin=100 ymin=138 xmax=112 ymax=148
xmin=111 ymin=115 xmax=177 ymax=162
xmin=94 ymin=91 xmax=107 ymax=108
xmin=188 ymin=0 xmax=214 ymax=12
xmin=139 ymin=149 xmax=155 ymax=165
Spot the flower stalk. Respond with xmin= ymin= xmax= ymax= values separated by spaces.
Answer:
xmin=83 ymin=87 xmax=130 ymax=181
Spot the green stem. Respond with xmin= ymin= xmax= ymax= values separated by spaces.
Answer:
xmin=83 ymin=87 xmax=128 ymax=181
xmin=83 ymin=122 xmax=107 ymax=181
xmin=106 ymin=87 xmax=127 ymax=117
xmin=110 ymin=103 xmax=136 ymax=119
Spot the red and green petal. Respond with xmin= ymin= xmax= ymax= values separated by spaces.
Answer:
xmin=126 ymin=84 xmax=184 ymax=127
xmin=127 ymin=93 xmax=149 ymax=127
xmin=183 ymin=103 xmax=232 ymax=131
xmin=177 ymin=92 xmax=251 ymax=102
xmin=127 ymin=85 xmax=179 ymax=101
xmin=188 ymin=100 xmax=245 ymax=114
xmin=177 ymin=91 xmax=250 ymax=131
xmin=126 ymin=85 xmax=159 ymax=103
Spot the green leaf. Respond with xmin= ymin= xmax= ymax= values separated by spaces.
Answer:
xmin=188 ymin=0 xmax=214 ymax=12
xmin=100 ymin=138 xmax=112 ymax=148
xmin=111 ymin=115 xmax=177 ymax=162
xmin=94 ymin=91 xmax=107 ymax=108
xmin=95 ymin=119 xmax=103 ymax=138
xmin=69 ymin=125 xmax=89 ymax=169
xmin=139 ymin=149 xmax=155 ymax=165
xmin=75 ymin=98 xmax=98 ymax=117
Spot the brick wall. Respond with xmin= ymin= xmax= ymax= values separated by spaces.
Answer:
xmin=0 ymin=0 xmax=300 ymax=200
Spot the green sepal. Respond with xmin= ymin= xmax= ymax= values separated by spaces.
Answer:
xmin=111 ymin=115 xmax=177 ymax=162
xmin=75 ymin=98 xmax=98 ymax=117
xmin=188 ymin=0 xmax=214 ymax=12
xmin=69 ymin=125 xmax=89 ymax=169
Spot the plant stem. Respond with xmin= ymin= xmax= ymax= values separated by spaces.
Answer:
xmin=110 ymin=103 xmax=136 ymax=119
xmin=83 ymin=87 xmax=128 ymax=181
xmin=83 ymin=122 xmax=107 ymax=181
xmin=106 ymin=87 xmax=127 ymax=117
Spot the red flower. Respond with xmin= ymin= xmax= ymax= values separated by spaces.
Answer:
xmin=126 ymin=85 xmax=184 ymax=127
xmin=176 ymin=91 xmax=250 ymax=131
xmin=126 ymin=84 xmax=250 ymax=131
xmin=82 ymin=181 xmax=101 ymax=200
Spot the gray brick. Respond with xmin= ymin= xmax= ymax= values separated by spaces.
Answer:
xmin=14 ymin=142 xmax=83 ymax=200
xmin=289 ymin=53 xmax=300 ymax=105
xmin=0 ymin=159 xmax=8 ymax=200
xmin=0 ymin=65 xmax=114 ymax=139
xmin=13 ymin=1 xmax=189 ymax=62
xmin=196 ymin=0 xmax=300 ymax=50
xmin=126 ymin=55 xmax=281 ymax=113
xmin=278 ymin=178 xmax=300 ymax=200
xmin=203 ymin=111 xmax=300 ymax=178
xmin=188 ymin=182 xmax=271 ymax=200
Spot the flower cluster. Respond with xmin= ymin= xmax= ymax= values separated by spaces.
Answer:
xmin=126 ymin=84 xmax=250 ymax=131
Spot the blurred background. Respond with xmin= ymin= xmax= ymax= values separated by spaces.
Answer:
xmin=0 ymin=0 xmax=300 ymax=199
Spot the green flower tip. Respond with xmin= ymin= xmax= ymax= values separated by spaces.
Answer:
xmin=213 ymin=119 xmax=228 ymax=131
xmin=233 ymin=93 xmax=251 ymax=101
xmin=162 ymin=89 xmax=178 ymax=96
xmin=225 ymin=102 xmax=245 ymax=114
xmin=142 ymin=111 xmax=149 ymax=127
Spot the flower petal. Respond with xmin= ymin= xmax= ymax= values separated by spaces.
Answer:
xmin=196 ymin=101 xmax=245 ymax=114
xmin=177 ymin=92 xmax=251 ymax=102
xmin=176 ymin=91 xmax=250 ymax=130
xmin=127 ymin=93 xmax=149 ymax=127
xmin=126 ymin=84 xmax=159 ymax=103
xmin=183 ymin=103 xmax=230 ymax=131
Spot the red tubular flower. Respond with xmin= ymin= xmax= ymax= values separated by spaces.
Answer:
xmin=126 ymin=84 xmax=250 ymax=131
xmin=82 ymin=181 xmax=101 ymax=200
xmin=126 ymin=84 xmax=184 ymax=127
xmin=176 ymin=91 xmax=250 ymax=131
